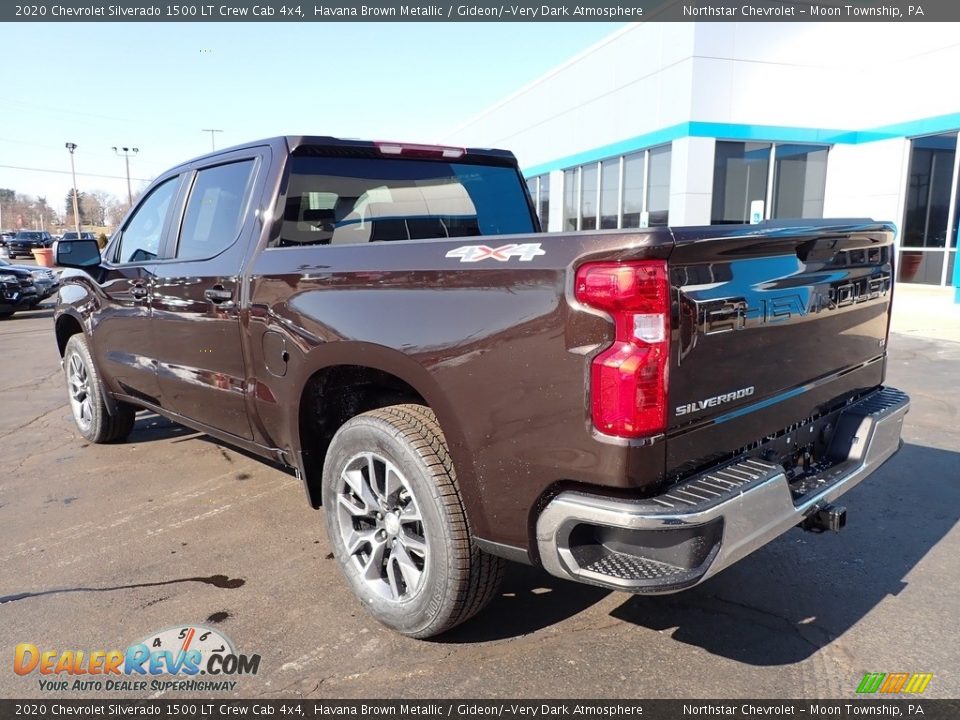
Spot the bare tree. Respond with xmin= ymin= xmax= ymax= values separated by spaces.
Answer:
xmin=89 ymin=190 xmax=114 ymax=226
xmin=106 ymin=197 xmax=132 ymax=226
xmin=80 ymin=193 xmax=106 ymax=226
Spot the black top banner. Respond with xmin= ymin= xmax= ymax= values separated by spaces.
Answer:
xmin=3 ymin=700 xmax=960 ymax=720
xmin=0 ymin=0 xmax=951 ymax=22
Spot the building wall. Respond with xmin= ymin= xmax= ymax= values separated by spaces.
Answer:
xmin=668 ymin=136 xmax=714 ymax=226
xmin=822 ymin=140 xmax=910 ymax=229
xmin=447 ymin=23 xmax=960 ymax=163
xmin=446 ymin=23 xmax=960 ymax=290
xmin=445 ymin=23 xmax=699 ymax=171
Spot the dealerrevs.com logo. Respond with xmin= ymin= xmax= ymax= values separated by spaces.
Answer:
xmin=14 ymin=625 xmax=261 ymax=693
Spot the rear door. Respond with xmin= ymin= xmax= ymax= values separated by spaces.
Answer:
xmin=666 ymin=222 xmax=894 ymax=457
xmin=150 ymin=149 xmax=267 ymax=439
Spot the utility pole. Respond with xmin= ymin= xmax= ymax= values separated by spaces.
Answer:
xmin=112 ymin=146 xmax=139 ymax=205
xmin=65 ymin=143 xmax=82 ymax=238
xmin=201 ymin=129 xmax=223 ymax=152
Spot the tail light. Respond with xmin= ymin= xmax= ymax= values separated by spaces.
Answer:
xmin=575 ymin=260 xmax=671 ymax=438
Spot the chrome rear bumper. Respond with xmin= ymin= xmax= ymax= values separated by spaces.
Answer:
xmin=535 ymin=387 xmax=909 ymax=593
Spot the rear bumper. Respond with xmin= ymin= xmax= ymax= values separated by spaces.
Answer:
xmin=535 ymin=387 xmax=909 ymax=593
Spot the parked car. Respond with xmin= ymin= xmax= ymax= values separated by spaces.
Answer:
xmin=0 ymin=259 xmax=59 ymax=302
xmin=53 ymin=135 xmax=908 ymax=638
xmin=60 ymin=231 xmax=99 ymax=242
xmin=0 ymin=263 xmax=39 ymax=319
xmin=8 ymin=230 xmax=53 ymax=258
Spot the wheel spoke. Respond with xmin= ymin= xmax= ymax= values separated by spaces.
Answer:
xmin=398 ymin=528 xmax=426 ymax=556
xmin=393 ymin=542 xmax=422 ymax=590
xmin=342 ymin=526 xmax=377 ymax=556
xmin=385 ymin=556 xmax=403 ymax=599
xmin=342 ymin=467 xmax=381 ymax=513
xmin=383 ymin=467 xmax=403 ymax=505
xmin=364 ymin=453 xmax=387 ymax=504
xmin=336 ymin=491 xmax=373 ymax=518
xmin=399 ymin=503 xmax=422 ymax=523
xmin=362 ymin=537 xmax=388 ymax=581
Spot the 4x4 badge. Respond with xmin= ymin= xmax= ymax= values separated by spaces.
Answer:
xmin=446 ymin=243 xmax=545 ymax=263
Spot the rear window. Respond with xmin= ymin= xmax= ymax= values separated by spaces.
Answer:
xmin=273 ymin=155 xmax=535 ymax=248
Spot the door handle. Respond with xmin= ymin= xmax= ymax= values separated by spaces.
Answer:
xmin=130 ymin=284 xmax=148 ymax=300
xmin=204 ymin=286 xmax=234 ymax=304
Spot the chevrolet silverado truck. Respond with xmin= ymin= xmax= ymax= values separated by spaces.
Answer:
xmin=53 ymin=136 xmax=909 ymax=638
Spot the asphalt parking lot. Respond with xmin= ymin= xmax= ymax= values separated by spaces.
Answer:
xmin=1 ymin=292 xmax=958 ymax=700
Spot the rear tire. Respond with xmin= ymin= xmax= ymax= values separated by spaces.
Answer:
xmin=63 ymin=334 xmax=136 ymax=443
xmin=0 ymin=310 xmax=13 ymax=320
xmin=322 ymin=404 xmax=504 ymax=638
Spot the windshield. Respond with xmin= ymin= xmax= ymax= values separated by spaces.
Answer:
xmin=15 ymin=232 xmax=43 ymax=240
xmin=276 ymin=155 xmax=535 ymax=247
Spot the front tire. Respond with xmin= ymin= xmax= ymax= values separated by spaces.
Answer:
xmin=63 ymin=334 xmax=136 ymax=443
xmin=322 ymin=404 xmax=504 ymax=638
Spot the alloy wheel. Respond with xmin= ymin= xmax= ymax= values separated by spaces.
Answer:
xmin=335 ymin=452 xmax=428 ymax=601
xmin=67 ymin=352 xmax=93 ymax=432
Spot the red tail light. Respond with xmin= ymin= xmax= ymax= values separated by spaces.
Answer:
xmin=575 ymin=260 xmax=671 ymax=438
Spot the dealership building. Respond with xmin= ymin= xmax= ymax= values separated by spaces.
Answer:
xmin=445 ymin=23 xmax=960 ymax=299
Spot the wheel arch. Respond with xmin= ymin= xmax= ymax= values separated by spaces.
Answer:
xmin=291 ymin=343 xmax=486 ymax=534
xmin=55 ymin=310 xmax=86 ymax=357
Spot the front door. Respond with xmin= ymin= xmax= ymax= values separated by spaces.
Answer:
xmin=93 ymin=175 xmax=182 ymax=406
xmin=151 ymin=155 xmax=262 ymax=440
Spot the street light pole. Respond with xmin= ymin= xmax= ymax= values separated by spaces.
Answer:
xmin=112 ymin=146 xmax=139 ymax=205
xmin=201 ymin=129 xmax=223 ymax=152
xmin=65 ymin=142 xmax=82 ymax=238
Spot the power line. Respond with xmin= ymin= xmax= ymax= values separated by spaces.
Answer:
xmin=0 ymin=137 xmax=121 ymax=159
xmin=4 ymin=100 xmax=206 ymax=136
xmin=0 ymin=163 xmax=152 ymax=183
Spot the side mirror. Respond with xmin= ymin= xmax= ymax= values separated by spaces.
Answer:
xmin=55 ymin=238 xmax=102 ymax=269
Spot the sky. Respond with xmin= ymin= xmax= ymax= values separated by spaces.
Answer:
xmin=1 ymin=22 xmax=625 ymax=223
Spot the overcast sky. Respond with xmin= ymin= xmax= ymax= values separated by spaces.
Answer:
xmin=1 ymin=22 xmax=624 ymax=216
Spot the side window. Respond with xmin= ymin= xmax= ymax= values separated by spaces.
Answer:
xmin=176 ymin=159 xmax=256 ymax=260
xmin=115 ymin=177 xmax=179 ymax=264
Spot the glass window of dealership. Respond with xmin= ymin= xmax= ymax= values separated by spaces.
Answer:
xmin=900 ymin=132 xmax=960 ymax=286
xmin=528 ymin=132 xmax=960 ymax=287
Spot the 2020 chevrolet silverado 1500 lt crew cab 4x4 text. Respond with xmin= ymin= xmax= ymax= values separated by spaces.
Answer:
xmin=53 ymin=136 xmax=909 ymax=637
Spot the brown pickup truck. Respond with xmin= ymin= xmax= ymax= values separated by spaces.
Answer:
xmin=53 ymin=136 xmax=909 ymax=637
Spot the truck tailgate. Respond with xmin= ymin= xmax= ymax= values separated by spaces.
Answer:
xmin=665 ymin=221 xmax=895 ymax=477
